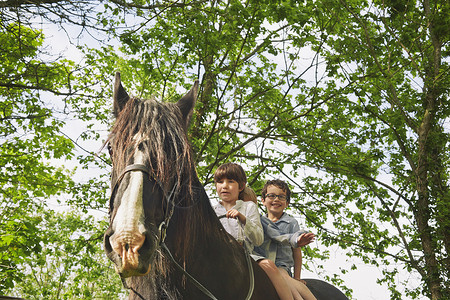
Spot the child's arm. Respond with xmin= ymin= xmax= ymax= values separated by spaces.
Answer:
xmin=292 ymin=247 xmax=302 ymax=280
xmin=261 ymin=215 xmax=315 ymax=248
xmin=261 ymin=215 xmax=307 ymax=247
xmin=241 ymin=202 xmax=264 ymax=246
xmin=289 ymin=219 xmax=316 ymax=248
xmin=226 ymin=203 xmax=263 ymax=246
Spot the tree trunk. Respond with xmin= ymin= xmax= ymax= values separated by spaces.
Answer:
xmin=416 ymin=1 xmax=444 ymax=298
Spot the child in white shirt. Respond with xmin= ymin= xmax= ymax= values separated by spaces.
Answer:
xmin=213 ymin=163 xmax=295 ymax=300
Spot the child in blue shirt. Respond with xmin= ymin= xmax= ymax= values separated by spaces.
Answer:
xmin=255 ymin=179 xmax=316 ymax=299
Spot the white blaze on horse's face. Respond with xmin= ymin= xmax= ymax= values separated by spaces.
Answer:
xmin=109 ymin=149 xmax=148 ymax=275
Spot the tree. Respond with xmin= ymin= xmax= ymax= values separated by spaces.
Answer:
xmin=0 ymin=1 xmax=119 ymax=296
xmin=88 ymin=0 xmax=448 ymax=299
xmin=0 ymin=20 xmax=75 ymax=290
xmin=1 ymin=0 xmax=448 ymax=299
xmin=10 ymin=210 xmax=124 ymax=299
xmin=286 ymin=1 xmax=449 ymax=299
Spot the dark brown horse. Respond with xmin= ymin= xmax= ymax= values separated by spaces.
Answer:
xmin=104 ymin=72 xmax=278 ymax=299
xmin=103 ymin=72 xmax=349 ymax=300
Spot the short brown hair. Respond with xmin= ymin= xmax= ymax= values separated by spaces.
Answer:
xmin=214 ymin=163 xmax=247 ymax=190
xmin=261 ymin=179 xmax=291 ymax=203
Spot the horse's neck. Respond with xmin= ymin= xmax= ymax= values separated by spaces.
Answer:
xmin=168 ymin=182 xmax=227 ymax=251
xmin=165 ymin=179 xmax=247 ymax=275
xmin=131 ymin=183 xmax=249 ymax=299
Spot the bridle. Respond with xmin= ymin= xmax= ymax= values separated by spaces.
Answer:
xmin=110 ymin=162 xmax=176 ymax=226
xmin=109 ymin=163 xmax=254 ymax=300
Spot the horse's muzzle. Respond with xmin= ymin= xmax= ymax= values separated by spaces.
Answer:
xmin=104 ymin=227 xmax=157 ymax=277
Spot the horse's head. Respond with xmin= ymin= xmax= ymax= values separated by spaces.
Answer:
xmin=104 ymin=72 xmax=198 ymax=278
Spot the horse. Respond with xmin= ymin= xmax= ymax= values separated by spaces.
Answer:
xmin=103 ymin=72 xmax=349 ymax=300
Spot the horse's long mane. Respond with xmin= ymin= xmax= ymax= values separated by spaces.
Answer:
xmin=107 ymin=96 xmax=229 ymax=263
xmin=106 ymin=94 xmax=248 ymax=299
xmin=108 ymin=96 xmax=194 ymax=193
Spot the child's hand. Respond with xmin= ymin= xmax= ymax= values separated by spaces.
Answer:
xmin=226 ymin=209 xmax=246 ymax=225
xmin=297 ymin=232 xmax=315 ymax=247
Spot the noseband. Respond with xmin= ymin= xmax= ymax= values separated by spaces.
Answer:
xmin=110 ymin=163 xmax=252 ymax=300
xmin=110 ymin=163 xmax=177 ymax=232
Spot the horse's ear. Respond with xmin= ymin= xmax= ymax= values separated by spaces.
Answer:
xmin=113 ymin=72 xmax=130 ymax=117
xmin=176 ymin=80 xmax=199 ymax=127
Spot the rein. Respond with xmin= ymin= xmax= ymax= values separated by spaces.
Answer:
xmin=111 ymin=163 xmax=254 ymax=300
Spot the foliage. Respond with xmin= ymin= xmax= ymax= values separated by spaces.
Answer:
xmin=0 ymin=3 xmax=119 ymax=297
xmin=10 ymin=210 xmax=125 ymax=299
xmin=90 ymin=0 xmax=448 ymax=299
xmin=0 ymin=21 xmax=75 ymax=291
xmin=293 ymin=1 xmax=450 ymax=298
xmin=1 ymin=0 xmax=448 ymax=299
